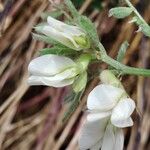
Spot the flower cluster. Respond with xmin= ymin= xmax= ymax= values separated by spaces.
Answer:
xmin=28 ymin=17 xmax=91 ymax=92
xmin=79 ymin=70 xmax=135 ymax=150
xmin=27 ymin=8 xmax=137 ymax=150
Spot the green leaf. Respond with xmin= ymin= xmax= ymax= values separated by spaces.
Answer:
xmin=40 ymin=46 xmax=77 ymax=56
xmin=109 ymin=7 xmax=133 ymax=19
xmin=41 ymin=11 xmax=63 ymax=20
xmin=63 ymin=90 xmax=84 ymax=122
xmin=77 ymin=16 xmax=99 ymax=47
xmin=117 ymin=41 xmax=129 ymax=63
xmin=140 ymin=24 xmax=150 ymax=37
xmin=72 ymin=71 xmax=87 ymax=93
xmin=64 ymin=0 xmax=79 ymax=18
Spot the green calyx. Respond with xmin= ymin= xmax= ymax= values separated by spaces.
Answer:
xmin=76 ymin=54 xmax=92 ymax=71
xmin=100 ymin=70 xmax=124 ymax=89
xmin=73 ymin=35 xmax=90 ymax=48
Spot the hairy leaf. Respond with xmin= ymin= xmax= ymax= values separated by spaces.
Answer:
xmin=41 ymin=11 xmax=63 ymax=20
xmin=63 ymin=90 xmax=84 ymax=122
xmin=109 ymin=7 xmax=133 ymax=19
xmin=77 ymin=16 xmax=99 ymax=47
xmin=64 ymin=0 xmax=79 ymax=18
xmin=117 ymin=41 xmax=129 ymax=63
xmin=40 ymin=46 xmax=77 ymax=56
xmin=72 ymin=71 xmax=87 ymax=93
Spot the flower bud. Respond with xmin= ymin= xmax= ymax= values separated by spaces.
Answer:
xmin=28 ymin=54 xmax=79 ymax=87
xmin=35 ymin=16 xmax=90 ymax=50
xmin=28 ymin=54 xmax=91 ymax=88
xmin=100 ymin=70 xmax=124 ymax=89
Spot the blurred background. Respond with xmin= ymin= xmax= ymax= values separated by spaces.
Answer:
xmin=0 ymin=0 xmax=150 ymax=149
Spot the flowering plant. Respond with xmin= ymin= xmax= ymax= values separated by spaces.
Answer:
xmin=27 ymin=0 xmax=150 ymax=149
xmin=79 ymin=70 xmax=135 ymax=150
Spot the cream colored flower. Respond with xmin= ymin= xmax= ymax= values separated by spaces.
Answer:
xmin=35 ymin=16 xmax=90 ymax=50
xmin=28 ymin=54 xmax=79 ymax=87
xmin=79 ymin=84 xmax=135 ymax=150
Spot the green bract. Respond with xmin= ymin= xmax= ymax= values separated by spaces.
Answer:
xmin=109 ymin=7 xmax=133 ymax=19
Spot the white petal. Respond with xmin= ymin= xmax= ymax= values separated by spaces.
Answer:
xmin=43 ymin=25 xmax=81 ymax=50
xmin=42 ymin=67 xmax=78 ymax=82
xmin=41 ymin=77 xmax=74 ymax=87
xmin=87 ymin=84 xmax=125 ymax=111
xmin=47 ymin=16 xmax=66 ymax=30
xmin=90 ymin=140 xmax=102 ymax=150
xmin=87 ymin=111 xmax=111 ymax=122
xmin=28 ymin=76 xmax=44 ymax=85
xmin=79 ymin=117 xmax=109 ymax=150
xmin=111 ymin=98 xmax=135 ymax=128
xmin=46 ymin=17 xmax=85 ymax=50
xmin=43 ymin=25 xmax=77 ymax=48
xmin=112 ymin=117 xmax=133 ymax=128
xmin=62 ymin=32 xmax=80 ymax=49
xmin=101 ymin=124 xmax=115 ymax=150
xmin=47 ymin=16 xmax=83 ymax=36
xmin=114 ymin=128 xmax=124 ymax=150
xmin=28 ymin=54 xmax=75 ymax=76
xmin=28 ymin=75 xmax=74 ymax=87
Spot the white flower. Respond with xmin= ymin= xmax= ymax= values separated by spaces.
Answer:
xmin=35 ymin=16 xmax=90 ymax=50
xmin=28 ymin=54 xmax=80 ymax=87
xmin=79 ymin=84 xmax=135 ymax=150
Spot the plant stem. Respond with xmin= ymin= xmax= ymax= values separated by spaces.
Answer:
xmin=102 ymin=55 xmax=150 ymax=76
xmin=124 ymin=0 xmax=148 ymax=25
xmin=97 ymin=42 xmax=150 ymax=77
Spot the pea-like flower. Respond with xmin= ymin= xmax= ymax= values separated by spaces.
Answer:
xmin=28 ymin=54 xmax=80 ymax=87
xmin=28 ymin=54 xmax=91 ymax=89
xmin=35 ymin=16 xmax=90 ymax=50
xmin=79 ymin=83 xmax=135 ymax=150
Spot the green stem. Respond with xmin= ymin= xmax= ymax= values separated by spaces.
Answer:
xmin=97 ymin=42 xmax=150 ymax=77
xmin=124 ymin=0 xmax=148 ymax=25
xmin=102 ymin=55 xmax=150 ymax=77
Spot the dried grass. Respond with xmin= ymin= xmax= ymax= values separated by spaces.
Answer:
xmin=0 ymin=0 xmax=150 ymax=150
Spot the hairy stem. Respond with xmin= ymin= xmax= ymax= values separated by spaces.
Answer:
xmin=97 ymin=42 xmax=150 ymax=76
xmin=102 ymin=55 xmax=150 ymax=76
xmin=124 ymin=0 xmax=148 ymax=25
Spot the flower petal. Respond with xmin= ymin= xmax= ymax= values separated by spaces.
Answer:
xmin=46 ymin=17 xmax=85 ymax=50
xmin=114 ymin=128 xmax=124 ymax=150
xmin=101 ymin=124 xmax=115 ymax=150
xmin=28 ymin=54 xmax=75 ymax=76
xmin=42 ymin=67 xmax=78 ymax=82
xmin=90 ymin=140 xmax=102 ymax=150
xmin=41 ymin=77 xmax=74 ymax=87
xmin=28 ymin=76 xmax=44 ymax=85
xmin=47 ymin=16 xmax=83 ymax=36
xmin=47 ymin=16 xmax=66 ymax=30
xmin=111 ymin=98 xmax=135 ymax=128
xmin=79 ymin=117 xmax=109 ymax=150
xmin=28 ymin=75 xmax=74 ymax=87
xmin=87 ymin=111 xmax=111 ymax=122
xmin=43 ymin=25 xmax=78 ymax=48
xmin=87 ymin=84 xmax=125 ymax=111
